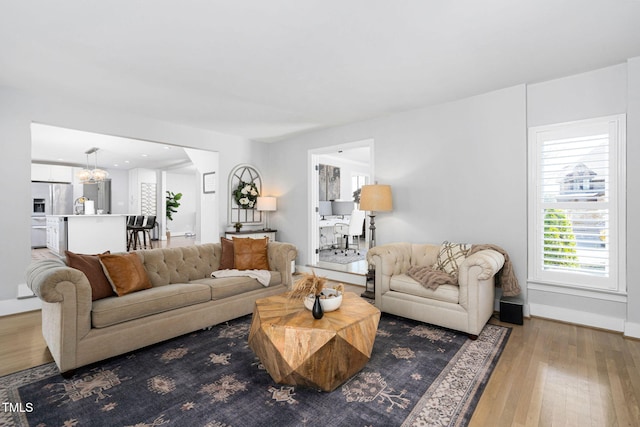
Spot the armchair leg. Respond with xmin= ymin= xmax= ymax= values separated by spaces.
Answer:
xmin=61 ymin=369 xmax=76 ymax=379
xmin=467 ymin=334 xmax=478 ymax=340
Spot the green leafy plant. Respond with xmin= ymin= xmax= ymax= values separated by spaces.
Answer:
xmin=543 ymin=208 xmax=579 ymax=268
xmin=353 ymin=188 xmax=361 ymax=204
xmin=166 ymin=191 xmax=183 ymax=221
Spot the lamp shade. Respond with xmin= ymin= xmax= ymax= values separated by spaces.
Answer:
xmin=256 ymin=196 xmax=277 ymax=211
xmin=359 ymin=185 xmax=393 ymax=212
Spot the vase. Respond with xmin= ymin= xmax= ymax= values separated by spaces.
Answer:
xmin=312 ymin=294 xmax=324 ymax=319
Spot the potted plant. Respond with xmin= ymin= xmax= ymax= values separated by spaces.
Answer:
xmin=166 ymin=191 xmax=182 ymax=238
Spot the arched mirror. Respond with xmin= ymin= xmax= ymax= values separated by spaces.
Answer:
xmin=228 ymin=164 xmax=263 ymax=225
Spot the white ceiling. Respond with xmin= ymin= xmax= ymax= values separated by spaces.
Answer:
xmin=2 ymin=1 xmax=640 ymax=144
xmin=30 ymin=123 xmax=193 ymax=172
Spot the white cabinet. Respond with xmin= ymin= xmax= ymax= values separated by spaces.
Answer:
xmin=224 ymin=230 xmax=277 ymax=241
xmin=32 ymin=164 xmax=73 ymax=183
xmin=46 ymin=216 xmax=63 ymax=254
xmin=46 ymin=215 xmax=127 ymax=255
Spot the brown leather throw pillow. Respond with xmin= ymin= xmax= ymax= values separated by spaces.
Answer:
xmin=219 ymin=237 xmax=235 ymax=270
xmin=99 ymin=253 xmax=152 ymax=296
xmin=65 ymin=250 xmax=115 ymax=301
xmin=232 ymin=237 xmax=270 ymax=271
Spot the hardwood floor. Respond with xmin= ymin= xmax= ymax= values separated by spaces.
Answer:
xmin=472 ymin=316 xmax=640 ymax=426
xmin=0 ymin=310 xmax=52 ymax=376
xmin=10 ymin=247 xmax=640 ymax=425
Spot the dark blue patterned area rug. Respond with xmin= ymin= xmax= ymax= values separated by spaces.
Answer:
xmin=1 ymin=314 xmax=510 ymax=427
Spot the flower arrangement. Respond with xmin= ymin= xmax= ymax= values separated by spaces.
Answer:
xmin=290 ymin=271 xmax=344 ymax=299
xmin=233 ymin=181 xmax=259 ymax=209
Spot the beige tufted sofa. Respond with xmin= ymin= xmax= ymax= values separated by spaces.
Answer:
xmin=26 ymin=242 xmax=297 ymax=375
xmin=366 ymin=242 xmax=505 ymax=338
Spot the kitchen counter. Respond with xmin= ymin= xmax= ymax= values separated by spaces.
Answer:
xmin=46 ymin=214 xmax=129 ymax=256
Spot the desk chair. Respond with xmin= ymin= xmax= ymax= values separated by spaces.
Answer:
xmin=334 ymin=210 xmax=366 ymax=256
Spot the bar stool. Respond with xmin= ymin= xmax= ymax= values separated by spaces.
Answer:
xmin=139 ymin=216 xmax=156 ymax=249
xmin=125 ymin=216 xmax=136 ymax=251
xmin=127 ymin=216 xmax=145 ymax=251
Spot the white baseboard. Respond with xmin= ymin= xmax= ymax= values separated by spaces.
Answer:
xmin=529 ymin=303 xmax=625 ymax=332
xmin=17 ymin=283 xmax=35 ymax=299
xmin=0 ymin=297 xmax=41 ymax=317
xmin=624 ymin=321 xmax=640 ymax=339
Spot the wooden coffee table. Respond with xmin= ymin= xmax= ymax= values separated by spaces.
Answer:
xmin=248 ymin=291 xmax=381 ymax=392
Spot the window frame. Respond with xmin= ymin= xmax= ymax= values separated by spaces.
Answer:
xmin=528 ymin=115 xmax=626 ymax=294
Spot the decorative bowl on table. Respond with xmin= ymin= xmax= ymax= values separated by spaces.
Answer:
xmin=304 ymin=288 xmax=343 ymax=312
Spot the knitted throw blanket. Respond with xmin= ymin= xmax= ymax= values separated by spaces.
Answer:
xmin=467 ymin=244 xmax=521 ymax=297
xmin=407 ymin=244 xmax=521 ymax=297
xmin=407 ymin=265 xmax=457 ymax=290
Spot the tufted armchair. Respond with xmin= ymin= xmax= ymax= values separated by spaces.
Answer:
xmin=366 ymin=242 xmax=505 ymax=338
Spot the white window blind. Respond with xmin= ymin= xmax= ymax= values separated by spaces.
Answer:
xmin=529 ymin=115 xmax=625 ymax=292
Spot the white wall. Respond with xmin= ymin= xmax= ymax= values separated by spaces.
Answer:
xmin=166 ymin=172 xmax=197 ymax=236
xmin=0 ymin=87 xmax=32 ymax=302
xmin=0 ymin=87 xmax=256 ymax=303
xmin=266 ymin=85 xmax=528 ymax=306
xmin=625 ymin=57 xmax=640 ymax=336
xmin=526 ymin=63 xmax=635 ymax=334
xmin=183 ymin=148 xmax=220 ymax=244
xmin=106 ymin=169 xmax=129 ymax=214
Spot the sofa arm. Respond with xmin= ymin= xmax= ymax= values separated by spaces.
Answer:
xmin=26 ymin=259 xmax=90 ymax=303
xmin=366 ymin=243 xmax=412 ymax=300
xmin=25 ymin=259 xmax=95 ymax=373
xmin=457 ymin=249 xmax=504 ymax=311
xmin=459 ymin=250 xmax=505 ymax=282
xmin=267 ymin=242 xmax=298 ymax=288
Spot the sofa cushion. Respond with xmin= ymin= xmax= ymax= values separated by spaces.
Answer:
xmin=65 ymin=250 xmax=115 ymax=301
xmin=219 ymin=237 xmax=235 ymax=270
xmin=91 ymin=283 xmax=211 ymax=328
xmin=390 ymin=273 xmax=459 ymax=304
xmin=232 ymin=237 xmax=270 ymax=270
xmin=433 ymin=241 xmax=471 ymax=278
xmin=99 ymin=253 xmax=152 ymax=296
xmin=192 ymin=271 xmax=282 ymax=300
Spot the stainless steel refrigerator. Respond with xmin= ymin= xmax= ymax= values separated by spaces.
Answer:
xmin=83 ymin=179 xmax=111 ymax=214
xmin=31 ymin=182 xmax=73 ymax=248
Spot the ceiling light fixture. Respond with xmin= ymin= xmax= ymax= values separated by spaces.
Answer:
xmin=76 ymin=147 xmax=109 ymax=183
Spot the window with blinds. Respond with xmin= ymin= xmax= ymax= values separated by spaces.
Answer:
xmin=528 ymin=115 xmax=626 ymax=292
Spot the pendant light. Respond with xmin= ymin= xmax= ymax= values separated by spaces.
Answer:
xmin=76 ymin=147 xmax=109 ymax=183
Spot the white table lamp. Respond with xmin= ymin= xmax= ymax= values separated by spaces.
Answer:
xmin=257 ymin=196 xmax=277 ymax=230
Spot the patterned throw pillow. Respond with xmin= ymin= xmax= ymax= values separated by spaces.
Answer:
xmin=433 ymin=241 xmax=471 ymax=278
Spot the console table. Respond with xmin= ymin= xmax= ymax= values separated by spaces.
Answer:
xmin=224 ymin=229 xmax=277 ymax=241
